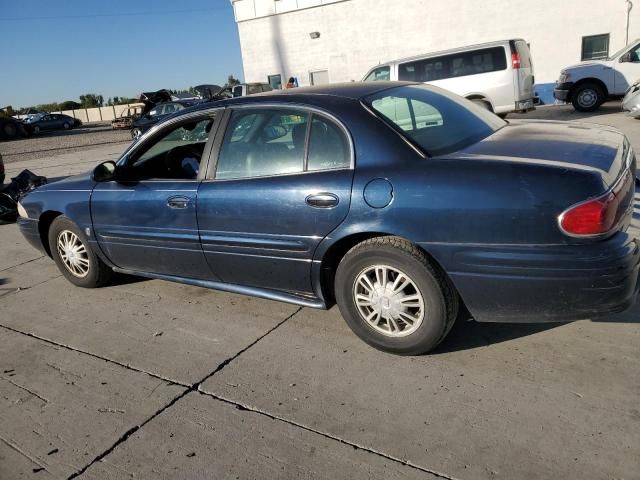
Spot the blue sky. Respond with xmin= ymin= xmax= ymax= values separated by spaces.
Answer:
xmin=0 ymin=0 xmax=243 ymax=108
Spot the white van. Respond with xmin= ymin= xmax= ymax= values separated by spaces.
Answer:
xmin=363 ymin=39 xmax=535 ymax=116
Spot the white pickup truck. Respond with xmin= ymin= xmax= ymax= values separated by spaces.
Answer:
xmin=554 ymin=39 xmax=640 ymax=111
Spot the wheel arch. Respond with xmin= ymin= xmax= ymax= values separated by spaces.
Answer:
xmin=569 ymin=78 xmax=609 ymax=100
xmin=316 ymin=232 xmax=459 ymax=307
xmin=38 ymin=210 xmax=63 ymax=257
xmin=465 ymin=94 xmax=494 ymax=111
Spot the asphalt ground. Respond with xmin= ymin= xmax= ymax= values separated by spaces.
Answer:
xmin=0 ymin=103 xmax=639 ymax=479
xmin=1 ymin=122 xmax=132 ymax=165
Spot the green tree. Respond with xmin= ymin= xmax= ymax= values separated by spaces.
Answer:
xmin=226 ymin=74 xmax=241 ymax=87
xmin=36 ymin=102 xmax=61 ymax=112
xmin=59 ymin=100 xmax=81 ymax=110
xmin=79 ymin=93 xmax=103 ymax=108
xmin=115 ymin=97 xmax=136 ymax=105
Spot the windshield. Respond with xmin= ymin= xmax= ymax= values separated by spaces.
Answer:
xmin=364 ymin=84 xmax=505 ymax=156
xmin=609 ymin=43 xmax=633 ymax=60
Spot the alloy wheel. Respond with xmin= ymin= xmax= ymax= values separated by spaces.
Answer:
xmin=56 ymin=230 xmax=90 ymax=278
xmin=353 ymin=264 xmax=425 ymax=337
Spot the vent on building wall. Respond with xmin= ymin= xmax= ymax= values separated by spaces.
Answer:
xmin=309 ymin=31 xmax=321 ymax=39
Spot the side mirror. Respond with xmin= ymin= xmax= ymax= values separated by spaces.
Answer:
xmin=93 ymin=160 xmax=118 ymax=182
xmin=620 ymin=52 xmax=632 ymax=63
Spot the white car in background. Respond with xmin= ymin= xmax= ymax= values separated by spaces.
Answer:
xmin=362 ymin=39 xmax=536 ymax=117
xmin=622 ymin=79 xmax=640 ymax=118
xmin=554 ymin=39 xmax=640 ymax=112
xmin=22 ymin=112 xmax=46 ymax=124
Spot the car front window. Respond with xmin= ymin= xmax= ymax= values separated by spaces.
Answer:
xmin=364 ymin=85 xmax=505 ymax=156
xmin=609 ymin=44 xmax=631 ymax=60
xmin=126 ymin=117 xmax=215 ymax=180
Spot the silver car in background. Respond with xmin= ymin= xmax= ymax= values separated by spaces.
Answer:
xmin=362 ymin=39 xmax=536 ymax=117
xmin=622 ymin=80 xmax=640 ymax=118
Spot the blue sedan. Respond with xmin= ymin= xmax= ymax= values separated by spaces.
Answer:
xmin=16 ymin=82 xmax=640 ymax=354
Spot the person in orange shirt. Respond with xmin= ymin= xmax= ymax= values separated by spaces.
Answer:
xmin=285 ymin=77 xmax=297 ymax=89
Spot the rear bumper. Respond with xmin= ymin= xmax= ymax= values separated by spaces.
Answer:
xmin=425 ymin=231 xmax=640 ymax=323
xmin=17 ymin=217 xmax=47 ymax=254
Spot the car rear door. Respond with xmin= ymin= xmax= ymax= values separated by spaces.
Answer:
xmin=511 ymin=40 xmax=535 ymax=102
xmin=196 ymin=106 xmax=354 ymax=294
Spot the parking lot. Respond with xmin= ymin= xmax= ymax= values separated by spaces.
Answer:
xmin=1 ymin=103 xmax=639 ymax=479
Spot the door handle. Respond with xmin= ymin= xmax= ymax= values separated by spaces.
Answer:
xmin=167 ymin=195 xmax=191 ymax=209
xmin=306 ymin=193 xmax=339 ymax=208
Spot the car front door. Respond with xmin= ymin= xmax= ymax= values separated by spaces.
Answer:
xmin=91 ymin=110 xmax=220 ymax=279
xmin=197 ymin=106 xmax=354 ymax=294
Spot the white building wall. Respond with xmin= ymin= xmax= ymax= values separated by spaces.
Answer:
xmin=233 ymin=0 xmax=639 ymax=91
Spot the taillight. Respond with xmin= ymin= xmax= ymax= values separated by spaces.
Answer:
xmin=559 ymin=171 xmax=633 ymax=237
xmin=511 ymin=53 xmax=521 ymax=69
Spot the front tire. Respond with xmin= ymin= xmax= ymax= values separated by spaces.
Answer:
xmin=131 ymin=128 xmax=142 ymax=140
xmin=48 ymin=216 xmax=113 ymax=288
xmin=335 ymin=236 xmax=459 ymax=355
xmin=571 ymin=83 xmax=604 ymax=112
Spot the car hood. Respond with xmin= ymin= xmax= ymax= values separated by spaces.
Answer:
xmin=38 ymin=172 xmax=94 ymax=192
xmin=562 ymin=59 xmax=611 ymax=72
xmin=453 ymin=119 xmax=627 ymax=186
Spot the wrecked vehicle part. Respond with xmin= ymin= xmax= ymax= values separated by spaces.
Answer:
xmin=139 ymin=89 xmax=173 ymax=115
xmin=111 ymin=103 xmax=145 ymax=130
xmin=0 ymin=170 xmax=47 ymax=222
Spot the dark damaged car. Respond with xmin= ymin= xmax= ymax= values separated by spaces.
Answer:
xmin=15 ymin=82 xmax=640 ymax=355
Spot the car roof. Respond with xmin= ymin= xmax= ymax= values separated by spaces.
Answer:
xmin=167 ymin=81 xmax=424 ymax=121
xmin=187 ymin=81 xmax=419 ymax=112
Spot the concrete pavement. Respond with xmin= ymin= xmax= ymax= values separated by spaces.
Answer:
xmin=1 ymin=104 xmax=640 ymax=479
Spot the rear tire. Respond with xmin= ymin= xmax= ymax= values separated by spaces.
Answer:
xmin=48 ymin=216 xmax=113 ymax=288
xmin=571 ymin=83 xmax=604 ymax=112
xmin=334 ymin=236 xmax=459 ymax=355
xmin=131 ymin=128 xmax=142 ymax=140
xmin=63 ymin=122 xmax=70 ymax=130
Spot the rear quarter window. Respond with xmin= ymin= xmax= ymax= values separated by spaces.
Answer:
xmin=365 ymin=85 xmax=505 ymax=156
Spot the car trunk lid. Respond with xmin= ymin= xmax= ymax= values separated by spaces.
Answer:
xmin=455 ymin=119 xmax=636 ymax=237
xmin=456 ymin=119 xmax=631 ymax=186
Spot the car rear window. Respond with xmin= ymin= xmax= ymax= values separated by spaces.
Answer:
xmin=398 ymin=47 xmax=507 ymax=82
xmin=364 ymin=84 xmax=505 ymax=156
